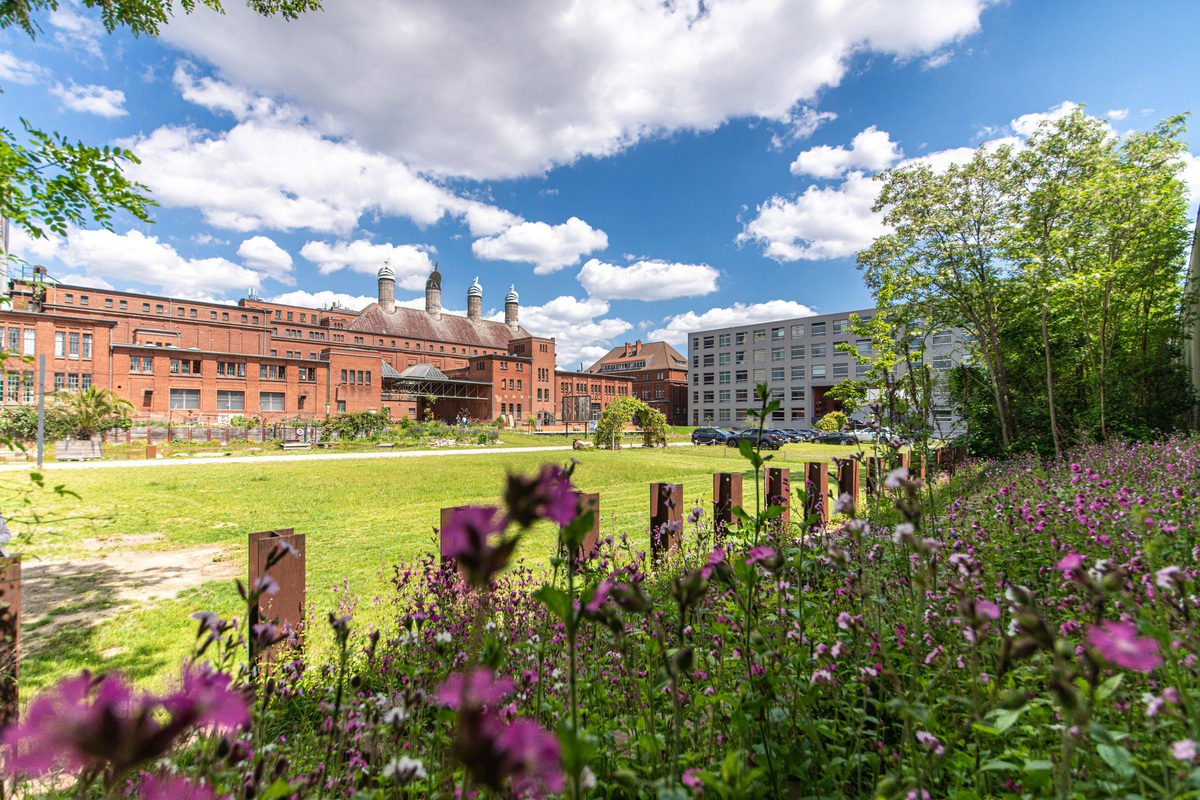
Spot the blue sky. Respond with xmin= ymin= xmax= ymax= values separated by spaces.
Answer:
xmin=3 ymin=0 xmax=1199 ymax=367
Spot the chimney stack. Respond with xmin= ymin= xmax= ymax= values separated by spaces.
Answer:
xmin=377 ymin=260 xmax=396 ymax=313
xmin=505 ymin=285 xmax=520 ymax=333
xmin=425 ymin=263 xmax=442 ymax=319
xmin=467 ymin=277 xmax=482 ymax=324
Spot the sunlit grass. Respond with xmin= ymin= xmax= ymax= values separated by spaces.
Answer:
xmin=8 ymin=440 xmax=869 ymax=691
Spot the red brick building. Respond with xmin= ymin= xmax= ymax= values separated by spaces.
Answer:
xmin=0 ymin=265 xmax=630 ymax=428
xmin=585 ymin=339 xmax=689 ymax=425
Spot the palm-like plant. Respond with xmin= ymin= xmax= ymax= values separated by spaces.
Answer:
xmin=53 ymin=386 xmax=134 ymax=440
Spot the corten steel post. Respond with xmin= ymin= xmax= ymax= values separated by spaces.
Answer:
xmin=765 ymin=467 xmax=791 ymax=531
xmin=911 ymin=453 xmax=926 ymax=481
xmin=954 ymin=445 xmax=968 ymax=465
xmin=866 ymin=456 xmax=884 ymax=496
xmin=649 ymin=482 xmax=683 ymax=560
xmin=804 ymin=462 xmax=830 ymax=525
xmin=248 ymin=529 xmax=306 ymax=663
xmin=897 ymin=451 xmax=911 ymax=472
xmin=439 ymin=506 xmax=471 ymax=573
xmin=712 ymin=472 xmax=743 ymax=533
xmin=577 ymin=492 xmax=601 ymax=557
xmin=837 ymin=460 xmax=861 ymax=508
xmin=0 ymin=558 xmax=20 ymax=729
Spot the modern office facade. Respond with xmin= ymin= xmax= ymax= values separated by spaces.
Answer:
xmin=687 ymin=308 xmax=966 ymax=435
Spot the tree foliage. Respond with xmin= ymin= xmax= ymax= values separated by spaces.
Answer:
xmin=858 ymin=107 xmax=1195 ymax=457
xmin=1 ymin=0 xmax=321 ymax=246
xmin=51 ymin=385 xmax=134 ymax=438
xmin=815 ymin=410 xmax=848 ymax=433
xmin=593 ymin=396 xmax=667 ymax=449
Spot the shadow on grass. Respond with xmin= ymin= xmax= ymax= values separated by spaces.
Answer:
xmin=20 ymin=621 xmax=174 ymax=690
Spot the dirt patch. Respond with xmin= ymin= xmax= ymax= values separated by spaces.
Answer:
xmin=19 ymin=545 xmax=239 ymax=656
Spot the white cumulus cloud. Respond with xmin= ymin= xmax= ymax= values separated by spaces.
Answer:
xmin=49 ymin=82 xmax=128 ymax=117
xmin=237 ymin=235 xmax=295 ymax=284
xmin=299 ymin=240 xmax=436 ymax=290
xmin=472 ymin=218 xmax=608 ymax=274
xmin=649 ymin=300 xmax=818 ymax=347
xmin=790 ymin=126 xmax=901 ymax=178
xmin=739 ymin=171 xmax=888 ymax=261
xmin=0 ymin=51 xmax=46 ymax=84
xmin=489 ymin=295 xmax=631 ymax=368
xmin=161 ymin=0 xmax=992 ymax=179
xmin=577 ymin=258 xmax=718 ymax=300
xmin=10 ymin=228 xmax=264 ymax=299
xmin=269 ymin=289 xmax=375 ymax=312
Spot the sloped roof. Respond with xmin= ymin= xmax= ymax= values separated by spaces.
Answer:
xmin=351 ymin=303 xmax=528 ymax=349
xmin=399 ymin=363 xmax=447 ymax=380
xmin=585 ymin=341 xmax=688 ymax=374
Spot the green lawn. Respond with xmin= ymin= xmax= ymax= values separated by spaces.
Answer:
xmin=6 ymin=439 xmax=867 ymax=692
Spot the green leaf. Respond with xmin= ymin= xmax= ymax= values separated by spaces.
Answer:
xmin=1096 ymin=744 xmax=1135 ymax=779
xmin=1096 ymin=673 xmax=1124 ymax=701
xmin=261 ymin=780 xmax=296 ymax=800
xmin=532 ymin=585 xmax=573 ymax=624
xmin=991 ymin=705 xmax=1026 ymax=733
xmin=979 ymin=760 xmax=1019 ymax=772
xmin=1023 ymin=760 xmax=1053 ymax=773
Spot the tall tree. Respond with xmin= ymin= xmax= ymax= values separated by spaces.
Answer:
xmin=858 ymin=145 xmax=1020 ymax=448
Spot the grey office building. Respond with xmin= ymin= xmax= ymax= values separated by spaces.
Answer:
xmin=686 ymin=308 xmax=965 ymax=436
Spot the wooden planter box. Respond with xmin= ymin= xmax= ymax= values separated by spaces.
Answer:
xmin=55 ymin=438 xmax=102 ymax=461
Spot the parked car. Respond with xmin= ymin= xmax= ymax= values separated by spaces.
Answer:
xmin=691 ymin=427 xmax=733 ymax=446
xmin=765 ymin=428 xmax=804 ymax=443
xmin=812 ymin=431 xmax=857 ymax=445
xmin=726 ymin=428 xmax=785 ymax=450
xmin=781 ymin=428 xmax=818 ymax=442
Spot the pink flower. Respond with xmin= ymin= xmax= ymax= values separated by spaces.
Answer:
xmin=436 ymin=668 xmax=515 ymax=710
xmin=836 ymin=612 xmax=853 ymax=630
xmin=682 ymin=768 xmax=703 ymax=789
xmin=1087 ymin=621 xmax=1163 ymax=673
xmin=504 ymin=464 xmax=578 ymax=528
xmin=744 ymin=546 xmax=777 ymax=567
xmin=700 ymin=548 xmax=727 ymax=581
xmin=440 ymin=506 xmax=516 ymax=586
xmin=975 ymin=600 xmax=1000 ymax=620
xmin=1172 ymin=739 xmax=1197 ymax=762
xmin=164 ymin=666 xmax=251 ymax=731
xmin=1056 ymin=553 xmax=1084 ymax=572
xmin=495 ymin=717 xmax=565 ymax=798
xmin=584 ymin=578 xmax=614 ymax=613
xmin=915 ymin=731 xmax=945 ymax=755
xmin=1155 ymin=566 xmax=1181 ymax=590
xmin=140 ymin=775 xmax=216 ymax=800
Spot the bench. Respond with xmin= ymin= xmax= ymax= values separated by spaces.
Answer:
xmin=375 ymin=443 xmax=395 ymax=449
xmin=280 ymin=442 xmax=311 ymax=450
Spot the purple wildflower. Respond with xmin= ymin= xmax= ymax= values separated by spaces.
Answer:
xmin=440 ymin=505 xmax=517 ymax=586
xmin=745 ymin=546 xmax=777 ymax=566
xmin=1087 ymin=621 xmax=1163 ymax=673
xmin=436 ymin=668 xmax=515 ymax=710
xmin=140 ymin=775 xmax=216 ymax=800
xmin=504 ymin=464 xmax=578 ymax=528
xmin=495 ymin=717 xmax=565 ymax=798
xmin=1172 ymin=739 xmax=1197 ymax=762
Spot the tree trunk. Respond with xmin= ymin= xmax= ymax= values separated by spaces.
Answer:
xmin=1041 ymin=297 xmax=1062 ymax=460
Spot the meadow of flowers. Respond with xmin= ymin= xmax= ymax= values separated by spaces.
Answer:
xmin=3 ymin=406 xmax=1199 ymax=799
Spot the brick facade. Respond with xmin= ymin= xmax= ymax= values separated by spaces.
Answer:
xmin=0 ymin=267 xmax=621 ymax=428
xmin=584 ymin=340 xmax=689 ymax=425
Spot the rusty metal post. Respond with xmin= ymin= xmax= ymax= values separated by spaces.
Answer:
xmin=248 ymin=529 xmax=306 ymax=662
xmin=712 ymin=472 xmax=743 ymax=533
xmin=650 ymin=482 xmax=683 ymax=560
xmin=954 ymin=445 xmax=967 ymax=464
xmin=804 ymin=462 xmax=830 ymax=525
xmin=765 ymin=467 xmax=790 ymax=530
xmin=578 ymin=492 xmax=601 ymax=557
xmin=439 ymin=506 xmax=470 ymax=570
xmin=0 ymin=558 xmax=20 ymax=729
xmin=146 ymin=444 xmax=156 ymax=460
xmin=866 ymin=456 xmax=884 ymax=496
xmin=837 ymin=460 xmax=861 ymax=509
xmin=897 ymin=451 xmax=911 ymax=472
